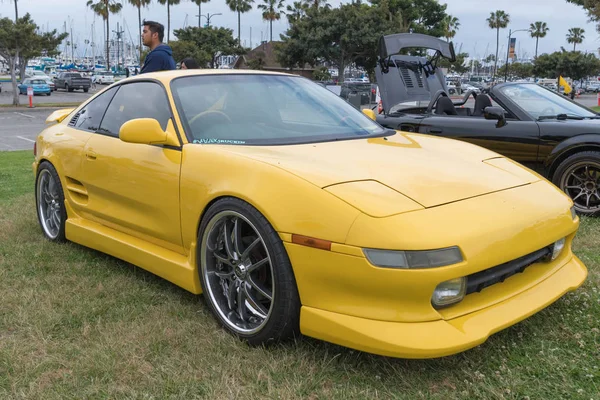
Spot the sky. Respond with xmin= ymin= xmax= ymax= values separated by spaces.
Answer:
xmin=1 ymin=0 xmax=599 ymax=61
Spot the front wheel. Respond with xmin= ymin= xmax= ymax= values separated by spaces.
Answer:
xmin=198 ymin=198 xmax=300 ymax=345
xmin=35 ymin=161 xmax=67 ymax=241
xmin=553 ymin=151 xmax=600 ymax=216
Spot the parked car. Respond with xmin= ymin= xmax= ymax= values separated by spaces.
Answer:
xmin=53 ymin=72 xmax=91 ymax=92
xmin=34 ymin=70 xmax=586 ymax=359
xmin=374 ymin=32 xmax=600 ymax=216
xmin=18 ymin=78 xmax=51 ymax=96
xmin=339 ymin=82 xmax=374 ymax=106
xmin=95 ymin=72 xmax=115 ymax=85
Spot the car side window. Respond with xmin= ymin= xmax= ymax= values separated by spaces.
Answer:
xmin=97 ymin=82 xmax=172 ymax=138
xmin=73 ymin=86 xmax=119 ymax=132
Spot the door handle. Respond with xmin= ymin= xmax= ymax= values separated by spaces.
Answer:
xmin=86 ymin=152 xmax=97 ymax=160
xmin=430 ymin=128 xmax=443 ymax=134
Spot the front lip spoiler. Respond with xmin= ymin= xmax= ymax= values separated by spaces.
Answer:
xmin=299 ymin=255 xmax=587 ymax=359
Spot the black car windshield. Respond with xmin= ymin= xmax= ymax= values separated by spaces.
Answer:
xmin=499 ymin=83 xmax=596 ymax=119
xmin=170 ymin=74 xmax=388 ymax=145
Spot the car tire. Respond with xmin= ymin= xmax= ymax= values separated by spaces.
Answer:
xmin=83 ymin=88 xmax=89 ymax=93
xmin=47 ymin=92 xmax=51 ymax=96
xmin=552 ymin=151 xmax=600 ymax=216
xmin=35 ymin=161 xmax=67 ymax=242
xmin=197 ymin=197 xmax=300 ymax=345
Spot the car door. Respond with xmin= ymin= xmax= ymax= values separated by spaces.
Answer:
xmin=418 ymin=111 xmax=542 ymax=172
xmin=51 ymin=86 xmax=120 ymax=215
xmin=80 ymin=81 xmax=184 ymax=252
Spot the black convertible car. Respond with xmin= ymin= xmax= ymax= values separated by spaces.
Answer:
xmin=372 ymin=33 xmax=600 ymax=216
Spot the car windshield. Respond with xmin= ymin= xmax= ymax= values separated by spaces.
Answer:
xmin=499 ymin=83 xmax=596 ymax=119
xmin=170 ymin=74 xmax=388 ymax=145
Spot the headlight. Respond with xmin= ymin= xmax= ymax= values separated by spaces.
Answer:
xmin=363 ymin=246 xmax=463 ymax=269
xmin=551 ymin=237 xmax=566 ymax=261
xmin=570 ymin=206 xmax=577 ymax=220
xmin=431 ymin=277 xmax=466 ymax=308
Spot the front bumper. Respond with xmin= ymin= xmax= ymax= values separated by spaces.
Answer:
xmin=299 ymin=254 xmax=586 ymax=359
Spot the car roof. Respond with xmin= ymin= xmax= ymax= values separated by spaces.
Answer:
xmin=126 ymin=69 xmax=292 ymax=85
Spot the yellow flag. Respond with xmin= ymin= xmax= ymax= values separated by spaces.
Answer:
xmin=559 ymin=76 xmax=572 ymax=94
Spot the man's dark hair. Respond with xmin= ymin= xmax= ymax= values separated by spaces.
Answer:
xmin=181 ymin=57 xmax=200 ymax=69
xmin=143 ymin=20 xmax=164 ymax=43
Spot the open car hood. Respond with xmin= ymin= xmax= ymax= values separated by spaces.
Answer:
xmin=376 ymin=33 xmax=455 ymax=114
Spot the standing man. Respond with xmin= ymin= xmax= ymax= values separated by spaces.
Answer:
xmin=140 ymin=21 xmax=176 ymax=74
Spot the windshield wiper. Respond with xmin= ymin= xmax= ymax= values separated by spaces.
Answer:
xmin=537 ymin=114 xmax=584 ymax=121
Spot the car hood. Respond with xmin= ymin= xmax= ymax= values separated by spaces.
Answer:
xmin=220 ymin=132 xmax=541 ymax=209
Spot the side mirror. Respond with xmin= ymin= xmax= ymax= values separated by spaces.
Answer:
xmin=362 ymin=109 xmax=376 ymax=121
xmin=483 ymin=106 xmax=507 ymax=128
xmin=119 ymin=118 xmax=178 ymax=146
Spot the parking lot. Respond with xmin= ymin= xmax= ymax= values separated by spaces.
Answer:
xmin=0 ymin=81 xmax=97 ymax=105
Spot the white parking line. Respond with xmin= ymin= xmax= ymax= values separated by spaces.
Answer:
xmin=17 ymin=136 xmax=35 ymax=143
xmin=14 ymin=112 xmax=34 ymax=119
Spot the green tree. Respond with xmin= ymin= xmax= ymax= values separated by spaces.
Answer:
xmin=302 ymin=0 xmax=330 ymax=9
xmin=566 ymin=1 xmax=600 ymax=31
xmin=369 ymin=0 xmax=448 ymax=36
xmin=173 ymin=26 xmax=244 ymax=68
xmin=529 ymin=21 xmax=548 ymax=59
xmin=313 ymin=66 xmax=331 ymax=80
xmin=258 ymin=0 xmax=285 ymax=42
xmin=87 ymin=0 xmax=123 ymax=70
xmin=442 ymin=14 xmax=460 ymax=42
xmin=497 ymin=62 xmax=534 ymax=79
xmin=128 ymin=0 xmax=152 ymax=64
xmin=192 ymin=0 xmax=210 ymax=27
xmin=157 ymin=0 xmax=181 ymax=43
xmin=278 ymin=2 xmax=395 ymax=82
xmin=0 ymin=14 xmax=67 ymax=105
xmin=533 ymin=50 xmax=600 ymax=84
xmin=225 ymin=0 xmax=254 ymax=44
xmin=247 ymin=50 xmax=266 ymax=69
xmin=169 ymin=39 xmax=211 ymax=67
xmin=286 ymin=1 xmax=308 ymax=24
xmin=439 ymin=52 xmax=469 ymax=75
xmin=487 ymin=10 xmax=510 ymax=79
xmin=566 ymin=27 xmax=585 ymax=51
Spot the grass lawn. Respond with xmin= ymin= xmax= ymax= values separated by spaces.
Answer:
xmin=0 ymin=150 xmax=598 ymax=399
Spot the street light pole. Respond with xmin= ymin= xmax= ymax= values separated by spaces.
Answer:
xmin=505 ymin=28 xmax=530 ymax=82
xmin=198 ymin=12 xmax=222 ymax=27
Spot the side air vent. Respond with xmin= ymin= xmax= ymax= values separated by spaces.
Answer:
xmin=400 ymin=67 xmax=414 ymax=88
xmin=414 ymin=72 xmax=424 ymax=88
xmin=68 ymin=112 xmax=81 ymax=127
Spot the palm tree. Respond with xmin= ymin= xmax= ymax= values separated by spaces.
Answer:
xmin=258 ymin=0 xmax=285 ymax=42
xmin=157 ymin=0 xmax=181 ymax=43
xmin=566 ymin=27 xmax=585 ymax=51
xmin=302 ymin=0 xmax=330 ymax=8
xmin=529 ymin=21 xmax=549 ymax=59
xmin=286 ymin=1 xmax=307 ymax=24
xmin=87 ymin=0 xmax=123 ymax=70
xmin=226 ymin=0 xmax=254 ymax=44
xmin=487 ymin=10 xmax=510 ymax=79
xmin=13 ymin=0 xmax=18 ymax=20
xmin=192 ymin=0 xmax=210 ymax=27
xmin=128 ymin=0 xmax=151 ymax=65
xmin=443 ymin=15 xmax=460 ymax=42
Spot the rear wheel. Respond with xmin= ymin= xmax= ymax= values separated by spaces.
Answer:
xmin=83 ymin=88 xmax=89 ymax=93
xmin=553 ymin=151 xmax=600 ymax=216
xmin=198 ymin=198 xmax=300 ymax=345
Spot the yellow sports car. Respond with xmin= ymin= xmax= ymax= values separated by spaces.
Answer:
xmin=33 ymin=70 xmax=587 ymax=358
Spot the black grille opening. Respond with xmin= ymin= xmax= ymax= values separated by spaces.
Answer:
xmin=465 ymin=245 xmax=553 ymax=295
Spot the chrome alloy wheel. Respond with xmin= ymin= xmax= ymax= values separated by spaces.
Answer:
xmin=201 ymin=211 xmax=274 ymax=335
xmin=560 ymin=162 xmax=600 ymax=214
xmin=37 ymin=169 xmax=62 ymax=239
